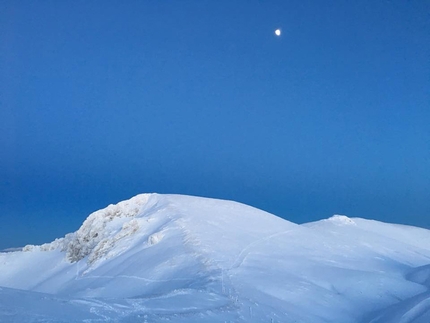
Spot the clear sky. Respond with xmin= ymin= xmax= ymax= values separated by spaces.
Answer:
xmin=1 ymin=1 xmax=429 ymax=249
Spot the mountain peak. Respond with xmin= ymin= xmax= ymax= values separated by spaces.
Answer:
xmin=3 ymin=194 xmax=430 ymax=322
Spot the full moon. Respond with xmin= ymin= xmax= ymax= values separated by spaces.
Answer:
xmin=275 ymin=29 xmax=281 ymax=36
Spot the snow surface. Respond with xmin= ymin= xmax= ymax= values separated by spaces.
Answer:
xmin=1 ymin=193 xmax=430 ymax=322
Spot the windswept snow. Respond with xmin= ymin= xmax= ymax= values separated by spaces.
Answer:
xmin=326 ymin=214 xmax=357 ymax=225
xmin=1 ymin=193 xmax=429 ymax=322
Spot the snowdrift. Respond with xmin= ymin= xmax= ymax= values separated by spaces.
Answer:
xmin=1 ymin=193 xmax=430 ymax=322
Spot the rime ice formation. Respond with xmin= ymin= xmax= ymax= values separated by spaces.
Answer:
xmin=1 ymin=193 xmax=430 ymax=322
xmin=23 ymin=194 xmax=153 ymax=263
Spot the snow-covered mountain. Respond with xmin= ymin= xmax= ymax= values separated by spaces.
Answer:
xmin=1 ymin=193 xmax=430 ymax=322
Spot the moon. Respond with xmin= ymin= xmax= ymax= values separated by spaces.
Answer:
xmin=275 ymin=29 xmax=281 ymax=36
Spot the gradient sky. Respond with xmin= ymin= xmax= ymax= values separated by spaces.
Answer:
xmin=1 ymin=1 xmax=429 ymax=249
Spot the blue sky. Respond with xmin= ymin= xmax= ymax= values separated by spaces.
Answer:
xmin=1 ymin=1 xmax=429 ymax=249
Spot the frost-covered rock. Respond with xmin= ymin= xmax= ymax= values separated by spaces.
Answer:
xmin=22 ymin=194 xmax=155 ymax=263
xmin=65 ymin=194 xmax=152 ymax=263
xmin=23 ymin=236 xmax=69 ymax=252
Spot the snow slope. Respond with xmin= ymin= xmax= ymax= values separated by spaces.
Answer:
xmin=1 ymin=193 xmax=429 ymax=322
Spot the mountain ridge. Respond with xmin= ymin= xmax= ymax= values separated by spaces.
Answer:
xmin=1 ymin=193 xmax=430 ymax=322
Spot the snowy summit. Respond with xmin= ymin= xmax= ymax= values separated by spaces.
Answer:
xmin=1 ymin=193 xmax=430 ymax=322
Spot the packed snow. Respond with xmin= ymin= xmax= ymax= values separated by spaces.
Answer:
xmin=1 ymin=193 xmax=429 ymax=322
